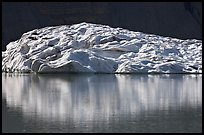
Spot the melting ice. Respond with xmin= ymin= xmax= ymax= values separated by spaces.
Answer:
xmin=2 ymin=22 xmax=202 ymax=73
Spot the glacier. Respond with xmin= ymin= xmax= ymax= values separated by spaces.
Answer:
xmin=2 ymin=22 xmax=202 ymax=74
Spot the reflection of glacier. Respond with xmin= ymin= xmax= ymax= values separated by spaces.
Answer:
xmin=2 ymin=74 xmax=202 ymax=123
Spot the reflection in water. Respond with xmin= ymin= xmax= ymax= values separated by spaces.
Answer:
xmin=2 ymin=73 xmax=202 ymax=133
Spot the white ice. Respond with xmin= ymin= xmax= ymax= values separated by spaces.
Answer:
xmin=2 ymin=22 xmax=202 ymax=73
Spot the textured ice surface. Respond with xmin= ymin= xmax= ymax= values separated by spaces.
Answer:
xmin=2 ymin=22 xmax=202 ymax=73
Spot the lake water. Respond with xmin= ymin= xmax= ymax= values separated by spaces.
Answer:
xmin=2 ymin=73 xmax=202 ymax=133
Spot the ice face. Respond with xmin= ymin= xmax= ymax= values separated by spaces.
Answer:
xmin=2 ymin=22 xmax=202 ymax=74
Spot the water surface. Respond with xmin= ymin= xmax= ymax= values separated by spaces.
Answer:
xmin=2 ymin=73 xmax=202 ymax=133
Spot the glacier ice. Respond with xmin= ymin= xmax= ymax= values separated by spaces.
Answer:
xmin=2 ymin=22 xmax=202 ymax=73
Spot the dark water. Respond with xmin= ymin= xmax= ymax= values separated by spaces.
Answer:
xmin=2 ymin=73 xmax=202 ymax=133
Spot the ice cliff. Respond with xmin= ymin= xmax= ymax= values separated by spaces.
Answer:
xmin=2 ymin=22 xmax=202 ymax=73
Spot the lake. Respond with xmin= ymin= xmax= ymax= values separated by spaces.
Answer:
xmin=2 ymin=73 xmax=202 ymax=133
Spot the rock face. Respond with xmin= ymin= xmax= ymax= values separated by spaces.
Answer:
xmin=2 ymin=23 xmax=202 ymax=74
xmin=2 ymin=2 xmax=202 ymax=51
